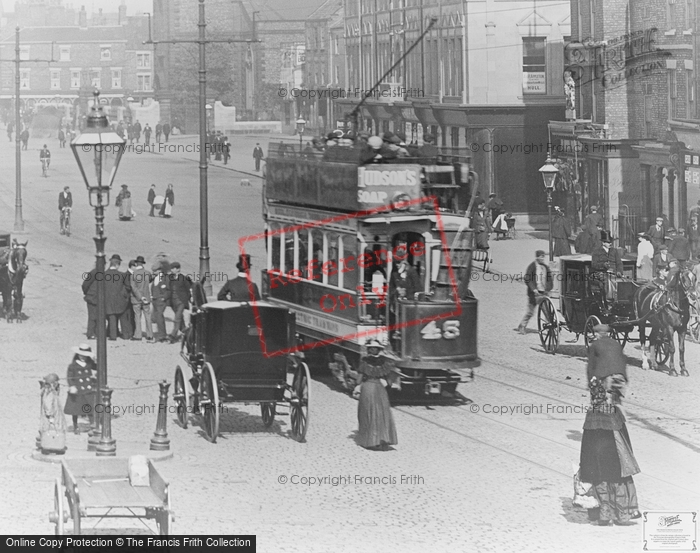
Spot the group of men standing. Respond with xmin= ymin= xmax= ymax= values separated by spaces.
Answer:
xmin=81 ymin=255 xmax=192 ymax=343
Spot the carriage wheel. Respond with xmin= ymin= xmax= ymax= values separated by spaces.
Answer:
xmin=689 ymin=302 xmax=700 ymax=343
xmin=290 ymin=362 xmax=310 ymax=442
xmin=537 ymin=297 xmax=559 ymax=353
xmin=584 ymin=315 xmax=602 ymax=348
xmin=50 ymin=478 xmax=65 ymax=535
xmin=609 ymin=328 xmax=629 ymax=350
xmin=655 ymin=339 xmax=671 ymax=366
xmin=200 ymin=362 xmax=220 ymax=443
xmin=173 ymin=366 xmax=189 ymax=429
xmin=260 ymin=402 xmax=276 ymax=428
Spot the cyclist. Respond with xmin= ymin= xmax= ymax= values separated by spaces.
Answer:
xmin=40 ymin=144 xmax=51 ymax=176
xmin=58 ymin=185 xmax=72 ymax=235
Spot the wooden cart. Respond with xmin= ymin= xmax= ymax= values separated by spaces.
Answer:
xmin=49 ymin=458 xmax=173 ymax=535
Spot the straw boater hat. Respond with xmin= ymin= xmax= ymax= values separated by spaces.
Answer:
xmin=366 ymin=339 xmax=384 ymax=350
xmin=72 ymin=343 xmax=95 ymax=358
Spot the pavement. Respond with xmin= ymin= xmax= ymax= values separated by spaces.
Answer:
xmin=0 ymin=130 xmax=698 ymax=552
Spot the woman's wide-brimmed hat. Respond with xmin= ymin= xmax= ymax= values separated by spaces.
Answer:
xmin=72 ymin=343 xmax=95 ymax=358
xmin=366 ymin=339 xmax=384 ymax=349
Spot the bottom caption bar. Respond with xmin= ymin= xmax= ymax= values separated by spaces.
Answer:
xmin=3 ymin=536 xmax=256 ymax=552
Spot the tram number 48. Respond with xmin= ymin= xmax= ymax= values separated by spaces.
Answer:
xmin=420 ymin=320 xmax=460 ymax=340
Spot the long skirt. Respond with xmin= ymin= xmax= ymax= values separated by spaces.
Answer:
xmin=118 ymin=197 xmax=132 ymax=219
xmin=553 ymin=237 xmax=571 ymax=256
xmin=357 ymin=379 xmax=397 ymax=448
xmin=64 ymin=391 xmax=97 ymax=417
xmin=580 ymin=425 xmax=640 ymax=522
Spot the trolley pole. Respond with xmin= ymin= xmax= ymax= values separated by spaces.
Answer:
xmin=547 ymin=194 xmax=553 ymax=262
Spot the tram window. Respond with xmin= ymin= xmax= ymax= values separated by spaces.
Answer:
xmin=327 ymin=234 xmax=340 ymax=287
xmin=306 ymin=230 xmax=323 ymax=281
xmin=269 ymin=224 xmax=282 ymax=271
xmin=342 ymin=235 xmax=358 ymax=290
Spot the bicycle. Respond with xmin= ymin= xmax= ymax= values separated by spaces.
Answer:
xmin=60 ymin=206 xmax=71 ymax=236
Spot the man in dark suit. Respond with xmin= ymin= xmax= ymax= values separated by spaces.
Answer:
xmin=517 ymin=250 xmax=553 ymax=334
xmin=58 ymin=186 xmax=73 ymax=234
xmin=646 ymin=216 xmax=666 ymax=253
xmin=104 ymin=254 xmax=132 ymax=340
xmin=81 ymin=264 xmax=98 ymax=339
xmin=652 ymin=244 xmax=676 ymax=277
xmin=668 ymin=228 xmax=691 ymax=264
xmin=591 ymin=231 xmax=623 ymax=304
xmin=167 ymin=261 xmax=191 ymax=343
xmin=218 ymin=254 xmax=261 ymax=302
xmin=147 ymin=184 xmax=156 ymax=217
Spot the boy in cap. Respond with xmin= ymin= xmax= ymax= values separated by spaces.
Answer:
xmin=217 ymin=254 xmax=261 ymax=302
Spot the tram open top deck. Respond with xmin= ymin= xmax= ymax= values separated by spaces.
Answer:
xmin=264 ymin=146 xmax=473 ymax=215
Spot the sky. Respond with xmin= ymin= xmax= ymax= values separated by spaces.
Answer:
xmin=1 ymin=0 xmax=150 ymax=16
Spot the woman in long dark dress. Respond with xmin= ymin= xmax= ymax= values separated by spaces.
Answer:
xmin=63 ymin=344 xmax=97 ymax=434
xmin=472 ymin=202 xmax=492 ymax=250
xmin=579 ymin=325 xmax=641 ymax=525
xmin=356 ymin=340 xmax=398 ymax=450
xmin=160 ymin=183 xmax=174 ymax=218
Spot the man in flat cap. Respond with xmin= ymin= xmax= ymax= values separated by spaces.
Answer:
xmin=518 ymin=250 xmax=552 ymax=334
xmin=217 ymin=255 xmax=261 ymax=302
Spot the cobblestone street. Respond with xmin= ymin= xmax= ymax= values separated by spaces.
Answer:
xmin=0 ymin=133 xmax=698 ymax=552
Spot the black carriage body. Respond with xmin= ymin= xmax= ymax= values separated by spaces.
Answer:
xmin=191 ymin=301 xmax=296 ymax=402
xmin=559 ymin=254 xmax=637 ymax=334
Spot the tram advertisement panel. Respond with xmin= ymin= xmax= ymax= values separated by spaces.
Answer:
xmin=357 ymin=165 xmax=421 ymax=207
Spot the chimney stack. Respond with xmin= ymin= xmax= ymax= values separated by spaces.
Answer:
xmin=118 ymin=0 xmax=127 ymax=26
xmin=79 ymin=5 xmax=87 ymax=28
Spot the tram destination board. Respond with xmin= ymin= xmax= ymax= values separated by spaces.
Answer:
xmin=265 ymin=157 xmax=422 ymax=212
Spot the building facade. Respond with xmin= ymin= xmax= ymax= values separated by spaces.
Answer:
xmin=338 ymin=0 xmax=570 ymax=220
xmin=0 ymin=2 xmax=152 ymax=131
xmin=550 ymin=0 xmax=695 ymax=247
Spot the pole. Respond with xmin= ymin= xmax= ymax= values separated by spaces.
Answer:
xmin=198 ymin=0 xmax=212 ymax=296
xmin=299 ymin=130 xmax=303 ymax=153
xmin=547 ymin=193 xmax=553 ymax=262
xmin=89 ymin=196 xmax=108 ymax=451
xmin=14 ymin=26 xmax=24 ymax=232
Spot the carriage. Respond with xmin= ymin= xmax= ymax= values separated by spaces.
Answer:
xmin=536 ymin=254 xmax=672 ymax=365
xmin=173 ymin=300 xmax=310 ymax=443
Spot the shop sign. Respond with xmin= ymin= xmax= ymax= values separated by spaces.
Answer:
xmin=523 ymin=72 xmax=546 ymax=94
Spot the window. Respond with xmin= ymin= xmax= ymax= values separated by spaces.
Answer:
xmin=100 ymin=46 xmax=111 ymax=61
xmin=137 ymin=53 xmax=151 ymax=68
xmin=326 ymin=234 xmax=339 ymax=287
xmin=669 ymin=70 xmax=677 ymax=119
xmin=19 ymin=46 xmax=29 ymax=60
xmin=111 ymin=68 xmax=122 ymax=89
xmin=137 ymin=74 xmax=152 ymax=91
xmin=334 ymin=36 xmax=339 ymax=55
xmin=59 ymin=46 xmax=70 ymax=62
xmin=644 ymin=83 xmax=654 ymax=136
xmin=687 ymin=70 xmax=695 ymax=119
xmin=522 ymin=37 xmax=546 ymax=94
xmin=341 ymin=235 xmax=357 ymax=291
xmin=19 ymin=69 xmax=30 ymax=89
xmin=90 ymin=69 xmax=101 ymax=88
xmin=50 ymin=69 xmax=61 ymax=90
xmin=70 ymin=70 xmax=81 ymax=89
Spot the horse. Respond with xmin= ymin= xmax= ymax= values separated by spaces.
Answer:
xmin=633 ymin=269 xmax=689 ymax=377
xmin=0 ymin=240 xmax=29 ymax=322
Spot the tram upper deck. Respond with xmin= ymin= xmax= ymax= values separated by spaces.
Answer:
xmin=264 ymin=143 xmax=474 ymax=215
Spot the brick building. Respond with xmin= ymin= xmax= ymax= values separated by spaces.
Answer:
xmin=152 ymin=0 xmax=324 ymax=131
xmin=0 ymin=1 xmax=152 ymax=131
xmin=549 ymin=0 xmax=695 ymax=246
xmin=339 ymin=0 xmax=570 ymax=221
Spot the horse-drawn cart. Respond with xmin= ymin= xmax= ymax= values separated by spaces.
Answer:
xmin=49 ymin=458 xmax=173 ymax=535
xmin=173 ymin=300 xmax=310 ymax=443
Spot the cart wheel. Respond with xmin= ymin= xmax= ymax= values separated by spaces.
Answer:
xmin=655 ymin=339 xmax=671 ymax=366
xmin=50 ymin=478 xmax=65 ymax=535
xmin=688 ymin=302 xmax=700 ymax=343
xmin=584 ymin=315 xmax=601 ymax=347
xmin=290 ymin=362 xmax=310 ymax=442
xmin=173 ymin=365 xmax=189 ymax=429
xmin=201 ymin=362 xmax=220 ymax=443
xmin=537 ymin=297 xmax=559 ymax=353
xmin=609 ymin=328 xmax=629 ymax=350
xmin=260 ymin=402 xmax=276 ymax=428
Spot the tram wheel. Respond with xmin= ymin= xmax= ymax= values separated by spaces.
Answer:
xmin=537 ymin=297 xmax=559 ymax=353
xmin=201 ymin=362 xmax=220 ymax=443
xmin=290 ymin=362 xmax=310 ymax=443
xmin=173 ymin=365 xmax=189 ymax=429
xmin=260 ymin=402 xmax=276 ymax=428
xmin=584 ymin=315 xmax=601 ymax=348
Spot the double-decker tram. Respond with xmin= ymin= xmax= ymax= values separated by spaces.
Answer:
xmin=260 ymin=144 xmax=480 ymax=400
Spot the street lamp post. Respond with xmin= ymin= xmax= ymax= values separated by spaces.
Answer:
xmin=205 ymin=104 xmax=212 ymax=133
xmin=70 ymin=90 xmax=126 ymax=456
xmin=296 ymin=117 xmax=306 ymax=153
xmin=539 ymin=155 xmax=559 ymax=262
